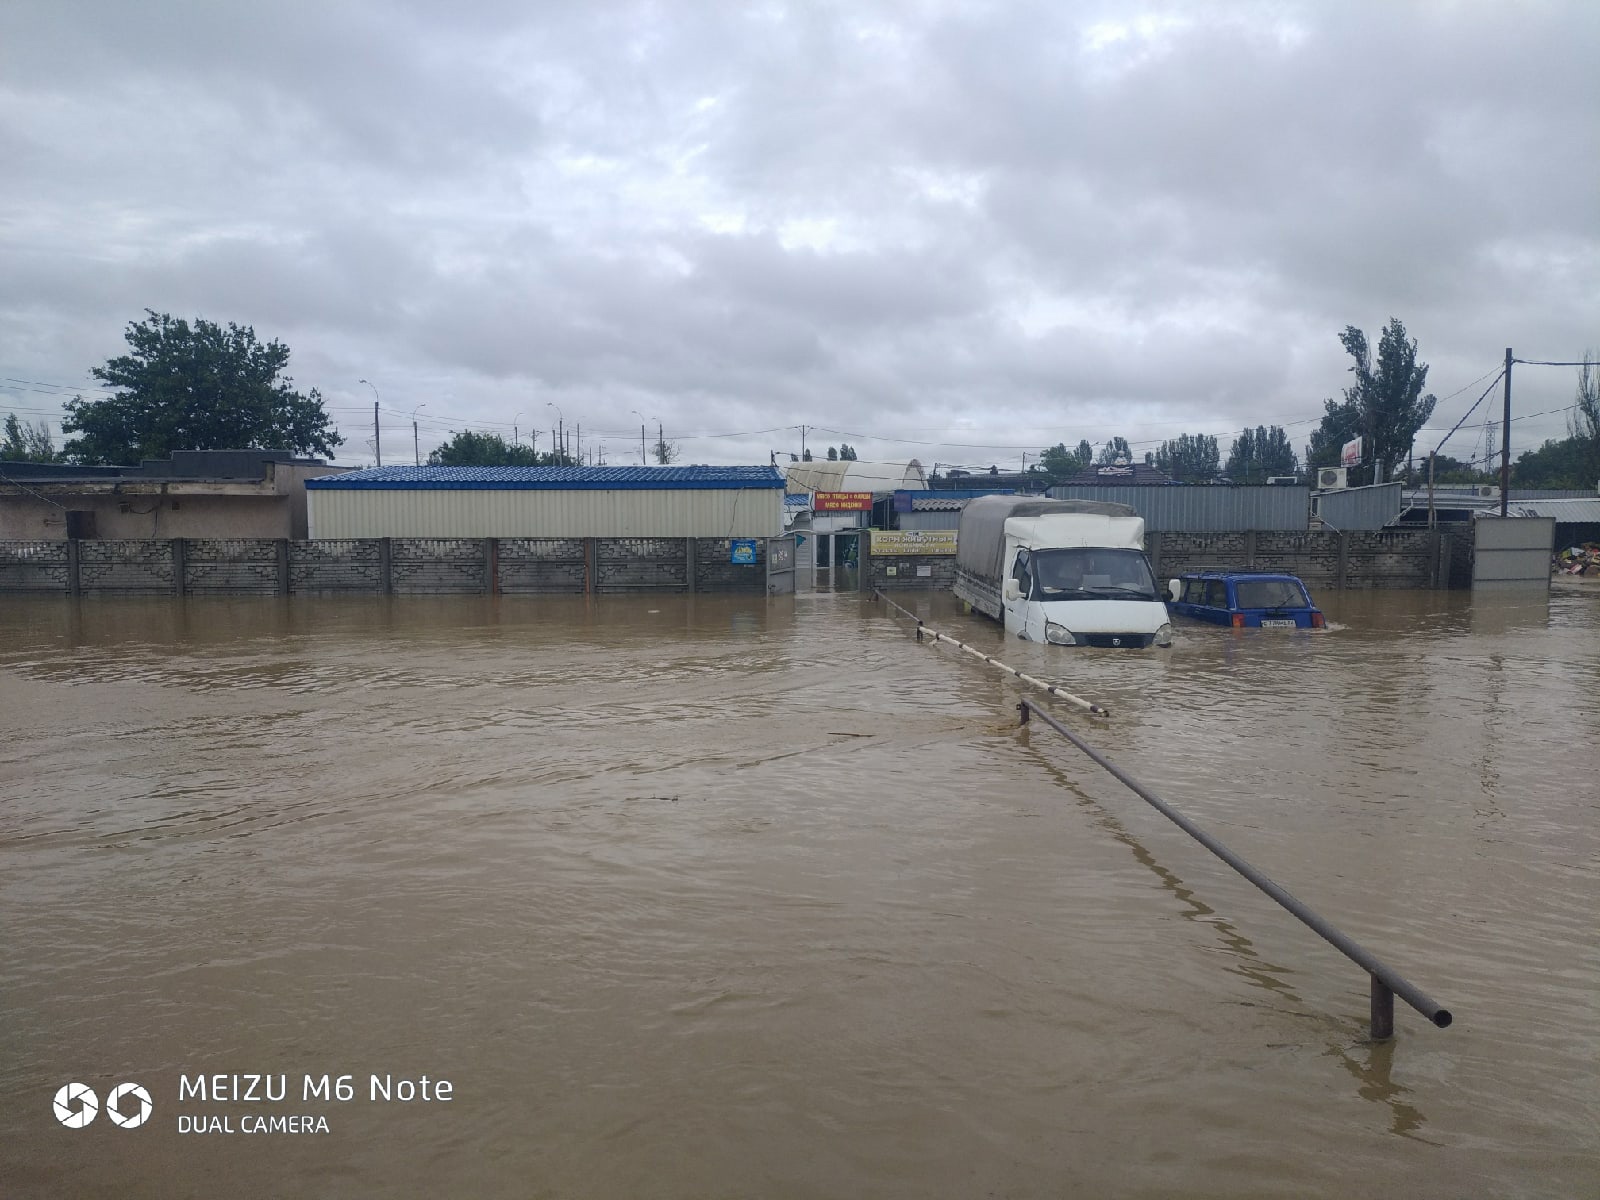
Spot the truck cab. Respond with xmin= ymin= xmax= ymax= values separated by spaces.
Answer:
xmin=953 ymin=497 xmax=1174 ymax=648
xmin=1003 ymin=541 xmax=1171 ymax=646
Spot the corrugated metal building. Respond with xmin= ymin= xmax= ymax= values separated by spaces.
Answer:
xmin=307 ymin=466 xmax=785 ymax=538
xmin=1046 ymin=485 xmax=1311 ymax=531
xmin=784 ymin=459 xmax=927 ymax=493
xmin=1314 ymin=482 xmax=1403 ymax=531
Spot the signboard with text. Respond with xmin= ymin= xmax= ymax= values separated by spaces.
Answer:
xmin=814 ymin=491 xmax=874 ymax=511
xmin=1341 ymin=436 xmax=1363 ymax=467
xmin=869 ymin=530 xmax=958 ymax=556
xmin=730 ymin=539 xmax=757 ymax=564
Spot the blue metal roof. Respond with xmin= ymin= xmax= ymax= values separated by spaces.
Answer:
xmin=307 ymin=465 xmax=786 ymax=491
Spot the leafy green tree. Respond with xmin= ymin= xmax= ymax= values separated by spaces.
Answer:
xmin=2 ymin=413 xmax=61 ymax=462
xmin=428 ymin=429 xmax=552 ymax=466
xmin=826 ymin=446 xmax=838 ymax=461
xmin=62 ymin=311 xmax=342 ymax=464
xmin=1421 ymin=454 xmax=1494 ymax=484
xmin=1096 ymin=436 xmax=1131 ymax=465
xmin=1512 ymin=437 xmax=1595 ymax=488
xmin=1155 ymin=433 xmax=1220 ymax=482
xmin=1224 ymin=425 xmax=1299 ymax=483
xmin=1039 ymin=442 xmax=1089 ymax=478
xmin=838 ymin=444 xmax=857 ymax=460
xmin=1307 ymin=319 xmax=1435 ymax=485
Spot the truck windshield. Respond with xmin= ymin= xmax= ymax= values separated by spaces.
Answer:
xmin=1027 ymin=548 xmax=1158 ymax=601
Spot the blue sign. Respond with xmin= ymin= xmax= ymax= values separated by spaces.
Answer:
xmin=730 ymin=539 xmax=758 ymax=565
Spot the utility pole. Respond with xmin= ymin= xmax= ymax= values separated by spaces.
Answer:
xmin=657 ymin=421 xmax=665 ymax=464
xmin=361 ymin=379 xmax=381 ymax=467
xmin=1500 ymin=347 xmax=1513 ymax=516
xmin=412 ymin=404 xmax=425 ymax=466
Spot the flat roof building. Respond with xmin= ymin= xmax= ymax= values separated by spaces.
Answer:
xmin=305 ymin=465 xmax=786 ymax=539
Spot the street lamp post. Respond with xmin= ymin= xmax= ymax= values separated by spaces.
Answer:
xmin=359 ymin=379 xmax=381 ymax=467
xmin=513 ymin=411 xmax=522 ymax=448
xmin=412 ymin=404 xmax=426 ymax=466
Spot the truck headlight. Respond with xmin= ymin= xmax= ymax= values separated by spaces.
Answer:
xmin=1045 ymin=622 xmax=1077 ymax=645
xmin=1154 ymin=623 xmax=1174 ymax=647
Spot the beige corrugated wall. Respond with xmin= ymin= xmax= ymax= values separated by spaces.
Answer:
xmin=307 ymin=487 xmax=784 ymax=539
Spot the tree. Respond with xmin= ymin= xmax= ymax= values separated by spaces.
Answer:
xmin=2 ymin=413 xmax=60 ymax=462
xmin=1512 ymin=438 xmax=1595 ymax=488
xmin=1566 ymin=351 xmax=1600 ymax=485
xmin=1039 ymin=442 xmax=1090 ymax=478
xmin=1424 ymin=454 xmax=1494 ymax=485
xmin=838 ymin=444 xmax=857 ymax=460
xmin=1155 ymin=433 xmax=1220 ymax=482
xmin=1224 ymin=425 xmax=1300 ymax=483
xmin=1096 ymin=436 xmax=1131 ymax=465
xmin=62 ymin=311 xmax=342 ymax=464
xmin=1307 ymin=319 xmax=1435 ymax=486
xmin=427 ymin=429 xmax=550 ymax=466
xmin=653 ymin=432 xmax=680 ymax=464
xmin=826 ymin=446 xmax=838 ymax=461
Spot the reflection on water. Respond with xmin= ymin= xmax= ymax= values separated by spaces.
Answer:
xmin=1 ymin=588 xmax=1597 ymax=1198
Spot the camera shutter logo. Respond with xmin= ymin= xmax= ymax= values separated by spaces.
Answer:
xmin=106 ymin=1082 xmax=154 ymax=1129
xmin=53 ymin=1082 xmax=98 ymax=1129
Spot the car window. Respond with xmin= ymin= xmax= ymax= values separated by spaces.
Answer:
xmin=1183 ymin=579 xmax=1207 ymax=603
xmin=1236 ymin=579 xmax=1307 ymax=608
xmin=1204 ymin=580 xmax=1227 ymax=607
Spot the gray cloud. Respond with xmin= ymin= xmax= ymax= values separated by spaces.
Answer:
xmin=1 ymin=0 xmax=1595 ymax=470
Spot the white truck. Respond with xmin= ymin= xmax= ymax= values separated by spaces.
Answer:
xmin=953 ymin=496 xmax=1174 ymax=648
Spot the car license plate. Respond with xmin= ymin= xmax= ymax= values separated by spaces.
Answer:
xmin=1261 ymin=619 xmax=1296 ymax=628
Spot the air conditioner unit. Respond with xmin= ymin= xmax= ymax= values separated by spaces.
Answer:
xmin=1473 ymin=485 xmax=1498 ymax=499
xmin=1317 ymin=467 xmax=1347 ymax=490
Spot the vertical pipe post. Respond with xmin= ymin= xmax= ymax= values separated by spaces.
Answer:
xmin=1499 ymin=348 xmax=1512 ymax=517
xmin=276 ymin=538 xmax=290 ymax=595
xmin=171 ymin=537 xmax=187 ymax=597
xmin=66 ymin=538 xmax=81 ymax=597
xmin=1371 ymin=975 xmax=1395 ymax=1041
xmin=379 ymin=537 xmax=393 ymax=595
xmin=485 ymin=537 xmax=499 ymax=595
xmin=685 ymin=537 xmax=698 ymax=593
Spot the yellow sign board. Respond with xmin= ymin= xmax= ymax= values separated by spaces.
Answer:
xmin=870 ymin=529 xmax=957 ymax=556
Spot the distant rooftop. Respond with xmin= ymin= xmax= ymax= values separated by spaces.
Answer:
xmin=0 ymin=448 xmax=329 ymax=483
xmin=307 ymin=465 xmax=786 ymax=491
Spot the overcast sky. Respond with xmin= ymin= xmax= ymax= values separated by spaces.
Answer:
xmin=2 ymin=1 xmax=1595 ymax=472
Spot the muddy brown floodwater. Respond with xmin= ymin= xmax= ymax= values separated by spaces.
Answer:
xmin=1 ymin=584 xmax=1597 ymax=1198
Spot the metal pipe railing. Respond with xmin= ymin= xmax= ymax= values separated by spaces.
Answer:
xmin=1018 ymin=697 xmax=1452 ymax=1039
xmin=872 ymin=589 xmax=1109 ymax=716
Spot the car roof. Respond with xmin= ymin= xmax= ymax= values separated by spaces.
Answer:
xmin=1178 ymin=571 xmax=1306 ymax=582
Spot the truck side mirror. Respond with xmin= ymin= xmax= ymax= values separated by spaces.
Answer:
xmin=1167 ymin=580 xmax=1182 ymax=602
xmin=1003 ymin=578 xmax=1021 ymax=601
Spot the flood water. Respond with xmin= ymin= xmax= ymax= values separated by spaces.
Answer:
xmin=2 ymin=583 xmax=1597 ymax=1198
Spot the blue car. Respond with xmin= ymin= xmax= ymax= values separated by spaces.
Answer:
xmin=1166 ymin=572 xmax=1325 ymax=629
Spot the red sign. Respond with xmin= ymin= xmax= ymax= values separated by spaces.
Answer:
xmin=1341 ymin=436 xmax=1363 ymax=467
xmin=813 ymin=491 xmax=873 ymax=511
